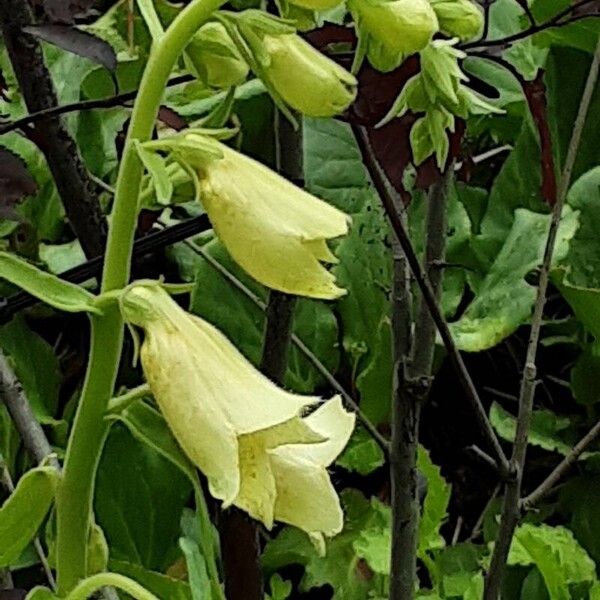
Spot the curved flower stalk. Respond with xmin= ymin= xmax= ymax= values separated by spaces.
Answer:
xmin=120 ymin=282 xmax=355 ymax=543
xmin=348 ymin=0 xmax=439 ymax=72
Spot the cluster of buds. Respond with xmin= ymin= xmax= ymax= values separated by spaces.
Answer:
xmin=348 ymin=0 xmax=483 ymax=72
xmin=120 ymin=283 xmax=355 ymax=546
xmin=380 ymin=39 xmax=502 ymax=167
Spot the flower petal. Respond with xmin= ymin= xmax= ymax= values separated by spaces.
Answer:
xmin=198 ymin=143 xmax=350 ymax=299
xmin=235 ymin=417 xmax=326 ymax=527
xmin=299 ymin=396 xmax=356 ymax=466
xmin=141 ymin=330 xmax=240 ymax=504
xmin=270 ymin=450 xmax=344 ymax=538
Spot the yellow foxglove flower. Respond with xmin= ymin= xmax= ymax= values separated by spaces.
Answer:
xmin=261 ymin=33 xmax=357 ymax=117
xmin=186 ymin=22 xmax=249 ymax=89
xmin=348 ymin=0 xmax=439 ymax=59
xmin=193 ymin=137 xmax=351 ymax=299
xmin=429 ymin=0 xmax=483 ymax=41
xmin=120 ymin=283 xmax=355 ymax=540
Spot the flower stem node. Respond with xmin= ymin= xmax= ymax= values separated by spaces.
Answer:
xmin=120 ymin=282 xmax=356 ymax=543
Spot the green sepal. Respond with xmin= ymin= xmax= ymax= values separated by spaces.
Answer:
xmin=0 ymin=252 xmax=101 ymax=315
xmin=135 ymin=142 xmax=174 ymax=206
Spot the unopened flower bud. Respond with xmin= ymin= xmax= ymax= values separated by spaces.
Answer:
xmin=430 ymin=0 xmax=484 ymax=41
xmin=348 ymin=0 xmax=439 ymax=61
xmin=186 ymin=22 xmax=249 ymax=89
xmin=262 ymin=33 xmax=357 ymax=117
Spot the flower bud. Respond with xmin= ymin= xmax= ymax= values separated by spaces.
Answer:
xmin=430 ymin=0 xmax=484 ymax=41
xmin=187 ymin=137 xmax=351 ymax=299
xmin=120 ymin=282 xmax=355 ymax=541
xmin=186 ymin=22 xmax=249 ymax=89
xmin=287 ymin=0 xmax=345 ymax=10
xmin=348 ymin=0 xmax=439 ymax=60
xmin=261 ymin=33 xmax=357 ymax=117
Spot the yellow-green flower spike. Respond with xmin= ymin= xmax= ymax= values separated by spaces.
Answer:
xmin=262 ymin=33 xmax=357 ymax=117
xmin=194 ymin=138 xmax=351 ymax=299
xmin=120 ymin=282 xmax=355 ymax=541
xmin=348 ymin=0 xmax=439 ymax=66
xmin=430 ymin=0 xmax=484 ymax=42
xmin=186 ymin=22 xmax=249 ymax=89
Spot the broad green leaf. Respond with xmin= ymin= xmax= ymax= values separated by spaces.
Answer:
xmin=39 ymin=240 xmax=86 ymax=275
xmin=0 ymin=252 xmax=100 ymax=315
xmin=25 ymin=587 xmax=57 ymax=600
xmin=435 ymin=544 xmax=482 ymax=597
xmin=570 ymin=344 xmax=600 ymax=406
xmin=490 ymin=402 xmax=579 ymax=457
xmin=508 ymin=523 xmax=596 ymax=600
xmin=0 ymin=466 xmax=59 ymax=567
xmin=476 ymin=48 xmax=600 ymax=270
xmin=451 ymin=207 xmax=578 ymax=352
xmin=0 ymin=316 xmax=61 ymax=422
xmin=353 ymin=498 xmax=390 ymax=575
xmin=418 ymin=446 xmax=451 ymax=557
xmin=337 ymin=427 xmax=385 ymax=475
xmin=262 ymin=490 xmax=380 ymax=600
xmin=109 ymin=560 xmax=191 ymax=600
xmin=95 ymin=424 xmax=193 ymax=571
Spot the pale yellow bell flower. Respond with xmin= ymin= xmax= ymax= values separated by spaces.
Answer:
xmin=120 ymin=282 xmax=355 ymax=540
xmin=194 ymin=137 xmax=351 ymax=299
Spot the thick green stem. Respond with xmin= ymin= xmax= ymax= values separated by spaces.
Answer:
xmin=55 ymin=0 xmax=226 ymax=593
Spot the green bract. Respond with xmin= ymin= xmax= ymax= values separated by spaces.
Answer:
xmin=348 ymin=0 xmax=439 ymax=71
xmin=430 ymin=0 xmax=484 ymax=41
xmin=286 ymin=0 xmax=345 ymax=10
xmin=380 ymin=39 xmax=502 ymax=167
xmin=186 ymin=21 xmax=249 ymax=88
xmin=120 ymin=282 xmax=356 ymax=545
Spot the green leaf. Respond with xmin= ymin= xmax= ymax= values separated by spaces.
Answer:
xmin=570 ymin=344 xmax=600 ymax=406
xmin=451 ymin=207 xmax=579 ymax=352
xmin=336 ymin=427 xmax=385 ymax=476
xmin=262 ymin=490 xmax=380 ymax=600
xmin=490 ymin=402 xmax=578 ymax=457
xmin=95 ymin=424 xmax=193 ymax=571
xmin=435 ymin=544 xmax=482 ymax=597
xmin=0 ymin=315 xmax=61 ymax=422
xmin=508 ymin=523 xmax=596 ymax=600
xmin=0 ymin=252 xmax=100 ymax=315
xmin=136 ymin=143 xmax=174 ymax=205
xmin=0 ymin=466 xmax=59 ymax=567
xmin=179 ymin=537 xmax=211 ymax=600
xmin=418 ymin=446 xmax=451 ymax=557
xmin=25 ymin=587 xmax=58 ymax=600
xmin=109 ymin=559 xmax=192 ymax=600
xmin=267 ymin=574 xmax=292 ymax=600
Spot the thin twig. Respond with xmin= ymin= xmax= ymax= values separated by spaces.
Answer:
xmin=351 ymin=124 xmax=508 ymax=476
xmin=0 ymin=74 xmax=192 ymax=136
xmin=461 ymin=0 xmax=599 ymax=50
xmin=0 ymin=352 xmax=59 ymax=468
xmin=161 ymin=225 xmax=391 ymax=455
xmin=390 ymin=168 xmax=452 ymax=600
xmin=484 ymin=39 xmax=600 ymax=599
xmin=468 ymin=484 xmax=501 ymax=542
xmin=522 ymin=420 xmax=600 ymax=510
